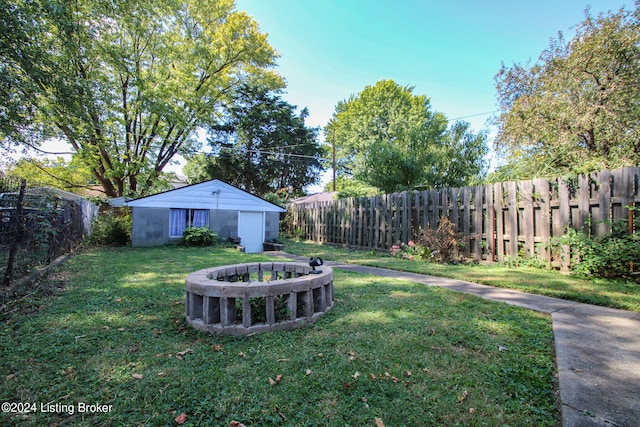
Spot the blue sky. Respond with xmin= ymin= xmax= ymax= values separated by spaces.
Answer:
xmin=235 ymin=0 xmax=631 ymax=135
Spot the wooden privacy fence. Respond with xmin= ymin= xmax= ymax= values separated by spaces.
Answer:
xmin=286 ymin=167 xmax=640 ymax=268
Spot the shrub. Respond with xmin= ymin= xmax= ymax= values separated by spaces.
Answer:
xmin=182 ymin=227 xmax=217 ymax=247
xmin=89 ymin=212 xmax=131 ymax=246
xmin=552 ymin=211 xmax=640 ymax=280
xmin=417 ymin=216 xmax=465 ymax=263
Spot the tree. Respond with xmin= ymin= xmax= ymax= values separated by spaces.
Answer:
xmin=184 ymin=86 xmax=325 ymax=197
xmin=493 ymin=5 xmax=640 ymax=179
xmin=1 ymin=0 xmax=281 ymax=197
xmin=6 ymin=157 xmax=95 ymax=195
xmin=326 ymin=80 xmax=487 ymax=193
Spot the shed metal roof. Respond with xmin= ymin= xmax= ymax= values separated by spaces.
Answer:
xmin=125 ymin=179 xmax=285 ymax=212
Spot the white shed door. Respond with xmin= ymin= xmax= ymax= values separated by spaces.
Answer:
xmin=238 ymin=211 xmax=264 ymax=253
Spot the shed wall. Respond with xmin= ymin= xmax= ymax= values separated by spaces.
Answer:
xmin=210 ymin=209 xmax=238 ymax=239
xmin=132 ymin=207 xmax=170 ymax=247
xmin=132 ymin=208 xmax=281 ymax=247
xmin=265 ymin=212 xmax=280 ymax=241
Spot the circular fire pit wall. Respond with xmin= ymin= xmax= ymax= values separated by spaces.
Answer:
xmin=185 ymin=262 xmax=334 ymax=335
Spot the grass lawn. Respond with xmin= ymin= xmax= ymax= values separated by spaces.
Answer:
xmin=1 ymin=246 xmax=558 ymax=426
xmin=283 ymin=240 xmax=640 ymax=313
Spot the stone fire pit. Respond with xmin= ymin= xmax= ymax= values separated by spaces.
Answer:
xmin=185 ymin=262 xmax=334 ymax=335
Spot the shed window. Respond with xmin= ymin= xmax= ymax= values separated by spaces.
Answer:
xmin=170 ymin=209 xmax=209 ymax=237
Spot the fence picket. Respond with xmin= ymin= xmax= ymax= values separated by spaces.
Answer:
xmin=494 ymin=182 xmax=505 ymax=262
xmin=506 ymin=182 xmax=518 ymax=259
xmin=485 ymin=183 xmax=495 ymax=262
xmin=534 ymin=178 xmax=551 ymax=265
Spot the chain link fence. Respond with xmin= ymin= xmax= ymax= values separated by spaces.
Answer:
xmin=0 ymin=174 xmax=95 ymax=290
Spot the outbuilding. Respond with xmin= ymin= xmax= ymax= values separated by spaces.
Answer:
xmin=126 ymin=179 xmax=285 ymax=252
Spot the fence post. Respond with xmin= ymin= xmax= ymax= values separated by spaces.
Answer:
xmin=3 ymin=179 xmax=26 ymax=287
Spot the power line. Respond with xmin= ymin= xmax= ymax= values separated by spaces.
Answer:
xmin=449 ymin=111 xmax=498 ymax=121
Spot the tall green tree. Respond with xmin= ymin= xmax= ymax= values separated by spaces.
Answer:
xmin=6 ymin=157 xmax=95 ymax=195
xmin=1 ymin=0 xmax=280 ymax=197
xmin=184 ymin=86 xmax=324 ymax=196
xmin=326 ymin=80 xmax=487 ymax=193
xmin=493 ymin=5 xmax=640 ymax=179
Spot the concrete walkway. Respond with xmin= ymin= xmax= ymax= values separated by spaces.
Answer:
xmin=273 ymin=252 xmax=640 ymax=427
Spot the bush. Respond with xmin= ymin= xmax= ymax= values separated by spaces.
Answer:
xmin=182 ymin=227 xmax=217 ymax=247
xmin=89 ymin=212 xmax=131 ymax=246
xmin=552 ymin=213 xmax=640 ymax=280
xmin=417 ymin=216 xmax=465 ymax=263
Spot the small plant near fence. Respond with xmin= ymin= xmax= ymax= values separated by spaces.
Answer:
xmin=389 ymin=240 xmax=421 ymax=261
xmin=551 ymin=207 xmax=640 ymax=281
xmin=390 ymin=216 xmax=469 ymax=264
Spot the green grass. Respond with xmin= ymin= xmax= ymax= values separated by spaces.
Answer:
xmin=283 ymin=240 xmax=640 ymax=313
xmin=1 ymin=246 xmax=558 ymax=426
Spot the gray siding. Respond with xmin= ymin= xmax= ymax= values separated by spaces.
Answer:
xmin=265 ymin=212 xmax=280 ymax=241
xmin=132 ymin=207 xmax=170 ymax=247
xmin=210 ymin=210 xmax=238 ymax=239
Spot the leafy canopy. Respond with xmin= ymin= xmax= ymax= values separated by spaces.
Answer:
xmin=5 ymin=157 xmax=95 ymax=195
xmin=326 ymin=80 xmax=487 ymax=193
xmin=492 ymin=4 xmax=640 ymax=180
xmin=184 ymin=86 xmax=325 ymax=197
xmin=1 ymin=0 xmax=281 ymax=197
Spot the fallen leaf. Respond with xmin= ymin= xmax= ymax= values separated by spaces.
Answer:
xmin=102 ymin=326 xmax=110 ymax=330
xmin=361 ymin=397 xmax=368 ymax=402
xmin=212 ymin=344 xmax=223 ymax=352
xmin=375 ymin=417 xmax=385 ymax=427
xmin=458 ymin=389 xmax=469 ymax=403
xmin=305 ymin=369 xmax=312 ymax=376
xmin=422 ymin=368 xmax=430 ymax=373
xmin=428 ymin=327 xmax=436 ymax=335
xmin=176 ymin=348 xmax=194 ymax=360
xmin=352 ymin=371 xmax=360 ymax=380
xmin=343 ymin=381 xmax=352 ymax=390
xmin=391 ymin=376 xmax=399 ymax=383
xmin=6 ymin=373 xmax=16 ymax=381
xmin=229 ymin=422 xmax=246 ymax=427
xmin=174 ymin=412 xmax=187 ymax=425
xmin=115 ymin=298 xmax=123 ymax=302
xmin=570 ymin=367 xmax=585 ymax=373
xmin=154 ymin=330 xmax=162 ymax=335
xmin=157 ymin=372 xmax=167 ymax=377
xmin=384 ymin=372 xmax=391 ymax=378
xmin=132 ymin=373 xmax=144 ymax=380
xmin=317 ymin=353 xmax=324 ymax=358
xmin=469 ymin=408 xmax=475 ymax=414
xmin=117 ymin=328 xmax=125 ymax=331
xmin=269 ymin=375 xmax=283 ymax=386
xmin=369 ymin=373 xmax=376 ymax=380
xmin=405 ymin=370 xmax=412 ymax=377
xmin=238 ymin=352 xmax=246 ymax=358
xmin=497 ymin=345 xmax=508 ymax=352
xmin=174 ymin=301 xmax=182 ymax=305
